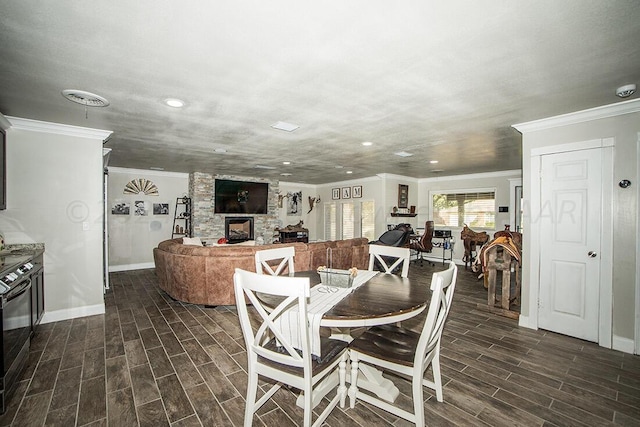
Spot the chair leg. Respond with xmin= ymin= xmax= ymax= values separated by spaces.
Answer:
xmin=348 ymin=353 xmax=359 ymax=408
xmin=303 ymin=380 xmax=313 ymax=427
xmin=244 ymin=372 xmax=258 ymax=427
xmin=431 ymin=353 xmax=443 ymax=402
xmin=339 ymin=353 xmax=348 ymax=408
xmin=412 ymin=372 xmax=425 ymax=427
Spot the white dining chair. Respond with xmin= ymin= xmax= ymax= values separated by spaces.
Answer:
xmin=348 ymin=261 xmax=458 ymax=427
xmin=254 ymin=246 xmax=295 ymax=276
xmin=368 ymin=244 xmax=411 ymax=278
xmin=233 ymin=268 xmax=348 ymax=427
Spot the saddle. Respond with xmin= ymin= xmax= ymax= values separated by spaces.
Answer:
xmin=460 ymin=224 xmax=489 ymax=264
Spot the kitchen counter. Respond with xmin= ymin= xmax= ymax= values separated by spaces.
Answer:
xmin=0 ymin=244 xmax=45 ymax=280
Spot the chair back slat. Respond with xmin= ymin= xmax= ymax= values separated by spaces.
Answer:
xmin=255 ymin=246 xmax=296 ymax=276
xmin=368 ymin=244 xmax=410 ymax=278
xmin=415 ymin=261 xmax=457 ymax=363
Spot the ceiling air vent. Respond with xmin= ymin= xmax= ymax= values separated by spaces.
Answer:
xmin=61 ymin=89 xmax=110 ymax=107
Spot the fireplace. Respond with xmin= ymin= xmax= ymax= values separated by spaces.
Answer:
xmin=225 ymin=217 xmax=254 ymax=243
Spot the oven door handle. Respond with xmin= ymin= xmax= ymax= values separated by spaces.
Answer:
xmin=2 ymin=279 xmax=32 ymax=308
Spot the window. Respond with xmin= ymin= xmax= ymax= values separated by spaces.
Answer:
xmin=361 ymin=201 xmax=375 ymax=241
xmin=432 ymin=191 xmax=495 ymax=228
xmin=342 ymin=203 xmax=355 ymax=239
xmin=324 ymin=203 xmax=337 ymax=240
xmin=324 ymin=200 xmax=375 ymax=240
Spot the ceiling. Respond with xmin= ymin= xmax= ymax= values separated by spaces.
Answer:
xmin=1 ymin=1 xmax=639 ymax=184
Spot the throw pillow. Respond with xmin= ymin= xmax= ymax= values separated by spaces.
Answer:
xmin=182 ymin=237 xmax=203 ymax=246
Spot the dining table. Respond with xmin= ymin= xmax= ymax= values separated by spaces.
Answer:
xmin=257 ymin=269 xmax=431 ymax=407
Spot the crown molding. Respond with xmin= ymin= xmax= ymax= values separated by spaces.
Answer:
xmin=375 ymin=173 xmax=420 ymax=183
xmin=108 ymin=166 xmax=189 ymax=179
xmin=0 ymin=113 xmax=11 ymax=130
xmin=6 ymin=116 xmax=113 ymax=142
xmin=419 ymin=169 xmax=521 ymax=183
xmin=513 ymin=98 xmax=640 ymax=133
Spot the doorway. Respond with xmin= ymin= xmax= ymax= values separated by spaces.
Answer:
xmin=538 ymin=148 xmax=601 ymax=341
xmin=528 ymin=139 xmax=613 ymax=347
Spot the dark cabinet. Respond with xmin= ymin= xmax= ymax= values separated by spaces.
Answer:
xmin=29 ymin=253 xmax=44 ymax=331
xmin=278 ymin=229 xmax=309 ymax=243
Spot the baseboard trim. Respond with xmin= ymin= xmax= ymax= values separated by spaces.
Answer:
xmin=41 ymin=303 xmax=106 ymax=324
xmin=612 ymin=335 xmax=635 ymax=354
xmin=109 ymin=262 xmax=155 ymax=272
xmin=518 ymin=314 xmax=537 ymax=330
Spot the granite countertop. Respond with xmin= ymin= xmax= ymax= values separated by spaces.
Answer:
xmin=0 ymin=243 xmax=45 ymax=257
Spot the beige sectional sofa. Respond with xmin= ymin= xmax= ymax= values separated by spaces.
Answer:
xmin=153 ymin=238 xmax=370 ymax=306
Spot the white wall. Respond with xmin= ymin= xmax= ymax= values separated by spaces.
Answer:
xmin=107 ymin=167 xmax=189 ymax=270
xmin=278 ymin=182 xmax=319 ymax=240
xmin=315 ymin=176 xmax=384 ymax=241
xmin=0 ymin=118 xmax=110 ymax=322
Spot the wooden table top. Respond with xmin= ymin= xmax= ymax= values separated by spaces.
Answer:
xmin=258 ymin=270 xmax=431 ymax=328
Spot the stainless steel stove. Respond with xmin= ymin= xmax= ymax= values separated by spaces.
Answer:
xmin=0 ymin=253 xmax=34 ymax=413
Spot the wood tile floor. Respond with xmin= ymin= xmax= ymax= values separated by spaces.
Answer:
xmin=1 ymin=263 xmax=639 ymax=426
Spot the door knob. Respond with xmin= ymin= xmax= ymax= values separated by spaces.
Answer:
xmin=588 ymin=251 xmax=597 ymax=258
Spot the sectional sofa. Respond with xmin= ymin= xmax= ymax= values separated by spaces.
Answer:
xmin=153 ymin=237 xmax=370 ymax=306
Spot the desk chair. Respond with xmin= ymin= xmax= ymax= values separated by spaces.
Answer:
xmin=255 ymin=246 xmax=295 ymax=275
xmin=368 ymin=244 xmax=411 ymax=278
xmin=348 ymin=261 xmax=458 ymax=427
xmin=234 ymin=268 xmax=348 ymax=427
xmin=410 ymin=221 xmax=435 ymax=267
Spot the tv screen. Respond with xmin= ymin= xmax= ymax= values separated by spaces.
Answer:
xmin=214 ymin=179 xmax=269 ymax=214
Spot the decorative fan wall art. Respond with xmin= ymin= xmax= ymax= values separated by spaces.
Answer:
xmin=123 ymin=178 xmax=159 ymax=196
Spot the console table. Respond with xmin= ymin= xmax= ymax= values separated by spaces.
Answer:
xmin=276 ymin=228 xmax=309 ymax=243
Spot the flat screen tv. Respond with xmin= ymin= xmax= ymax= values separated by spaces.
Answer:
xmin=214 ymin=179 xmax=269 ymax=214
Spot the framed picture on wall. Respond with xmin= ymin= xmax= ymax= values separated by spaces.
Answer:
xmin=342 ymin=187 xmax=351 ymax=199
xmin=153 ymin=203 xmax=169 ymax=215
xmin=111 ymin=202 xmax=130 ymax=215
xmin=332 ymin=188 xmax=341 ymax=200
xmin=398 ymin=184 xmax=409 ymax=208
xmin=352 ymin=185 xmax=362 ymax=198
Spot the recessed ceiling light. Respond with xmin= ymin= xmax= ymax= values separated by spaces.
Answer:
xmin=429 ymin=160 xmax=439 ymax=164
xmin=149 ymin=167 xmax=165 ymax=171
xmin=214 ymin=148 xmax=227 ymax=153
xmin=280 ymin=173 xmax=292 ymax=176
xmin=164 ymin=98 xmax=185 ymax=108
xmin=335 ymin=165 xmax=344 ymax=169
xmin=283 ymin=161 xmax=291 ymax=165
xmin=394 ymin=151 xmax=413 ymax=157
xmin=271 ymin=121 xmax=299 ymax=132
xmin=431 ymin=169 xmax=445 ymax=173
xmin=346 ymin=170 xmax=353 ymax=174
xmin=362 ymin=141 xmax=373 ymax=146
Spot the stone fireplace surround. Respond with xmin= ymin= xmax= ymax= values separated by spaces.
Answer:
xmin=188 ymin=172 xmax=280 ymax=242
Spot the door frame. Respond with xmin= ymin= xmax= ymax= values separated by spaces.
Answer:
xmin=636 ymin=133 xmax=640 ymax=355
xmin=508 ymin=178 xmax=522 ymax=232
xmin=526 ymin=138 xmax=614 ymax=348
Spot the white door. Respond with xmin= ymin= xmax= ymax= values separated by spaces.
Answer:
xmin=538 ymin=148 xmax=601 ymax=341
